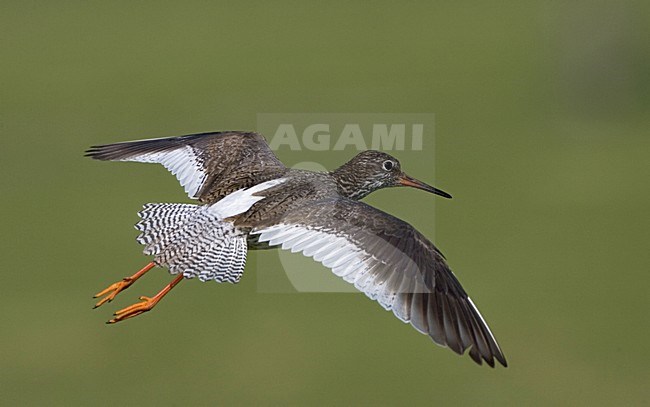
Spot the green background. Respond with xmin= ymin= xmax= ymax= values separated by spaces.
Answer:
xmin=2 ymin=1 xmax=648 ymax=405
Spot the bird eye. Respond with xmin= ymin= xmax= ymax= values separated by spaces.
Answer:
xmin=382 ymin=160 xmax=394 ymax=171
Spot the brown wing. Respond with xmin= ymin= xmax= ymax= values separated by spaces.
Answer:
xmin=85 ymin=131 xmax=287 ymax=203
xmin=251 ymin=198 xmax=507 ymax=367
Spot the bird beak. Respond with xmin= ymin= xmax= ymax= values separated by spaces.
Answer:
xmin=398 ymin=173 xmax=452 ymax=199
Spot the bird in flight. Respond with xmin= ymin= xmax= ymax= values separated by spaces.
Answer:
xmin=86 ymin=131 xmax=507 ymax=367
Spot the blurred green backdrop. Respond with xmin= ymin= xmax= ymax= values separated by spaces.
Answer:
xmin=1 ymin=1 xmax=649 ymax=405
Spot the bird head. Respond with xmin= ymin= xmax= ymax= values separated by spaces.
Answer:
xmin=331 ymin=150 xmax=452 ymax=200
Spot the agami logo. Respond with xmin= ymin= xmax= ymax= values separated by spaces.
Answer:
xmin=257 ymin=113 xmax=435 ymax=152
xmin=268 ymin=123 xmax=424 ymax=151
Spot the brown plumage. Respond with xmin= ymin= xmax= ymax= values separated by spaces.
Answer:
xmin=86 ymin=131 xmax=507 ymax=367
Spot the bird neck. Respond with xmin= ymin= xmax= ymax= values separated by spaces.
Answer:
xmin=330 ymin=167 xmax=376 ymax=200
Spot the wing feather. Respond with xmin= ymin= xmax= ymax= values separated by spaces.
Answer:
xmin=251 ymin=198 xmax=507 ymax=367
xmin=86 ymin=131 xmax=286 ymax=202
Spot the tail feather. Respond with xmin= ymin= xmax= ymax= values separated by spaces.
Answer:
xmin=136 ymin=203 xmax=199 ymax=255
xmin=135 ymin=203 xmax=248 ymax=283
xmin=197 ymin=237 xmax=247 ymax=283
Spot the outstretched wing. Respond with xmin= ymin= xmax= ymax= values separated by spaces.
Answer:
xmin=85 ymin=131 xmax=287 ymax=203
xmin=250 ymin=198 xmax=507 ymax=367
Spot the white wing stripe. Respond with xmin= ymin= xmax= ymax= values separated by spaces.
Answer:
xmin=208 ymin=178 xmax=286 ymax=219
xmin=301 ymin=234 xmax=337 ymax=257
xmin=268 ymin=227 xmax=306 ymax=246
xmin=280 ymin=233 xmax=307 ymax=250
xmin=290 ymin=234 xmax=323 ymax=253
xmin=256 ymin=225 xmax=290 ymax=242
xmin=334 ymin=259 xmax=365 ymax=280
xmin=282 ymin=231 xmax=313 ymax=251
xmin=312 ymin=239 xmax=347 ymax=262
xmin=117 ymin=146 xmax=207 ymax=199
xmin=302 ymin=234 xmax=334 ymax=257
xmin=253 ymin=223 xmax=430 ymax=324
xmin=467 ymin=297 xmax=501 ymax=353
xmin=325 ymin=249 xmax=360 ymax=269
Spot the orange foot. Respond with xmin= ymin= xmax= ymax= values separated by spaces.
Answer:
xmin=106 ymin=274 xmax=183 ymax=324
xmin=108 ymin=296 xmax=159 ymax=324
xmin=93 ymin=262 xmax=156 ymax=309
xmin=93 ymin=279 xmax=135 ymax=308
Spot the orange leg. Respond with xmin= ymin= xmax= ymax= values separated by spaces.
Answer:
xmin=107 ymin=274 xmax=184 ymax=324
xmin=93 ymin=262 xmax=156 ymax=308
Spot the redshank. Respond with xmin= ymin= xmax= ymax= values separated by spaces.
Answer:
xmin=86 ymin=131 xmax=507 ymax=367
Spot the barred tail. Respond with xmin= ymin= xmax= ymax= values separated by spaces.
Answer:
xmin=135 ymin=203 xmax=247 ymax=283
